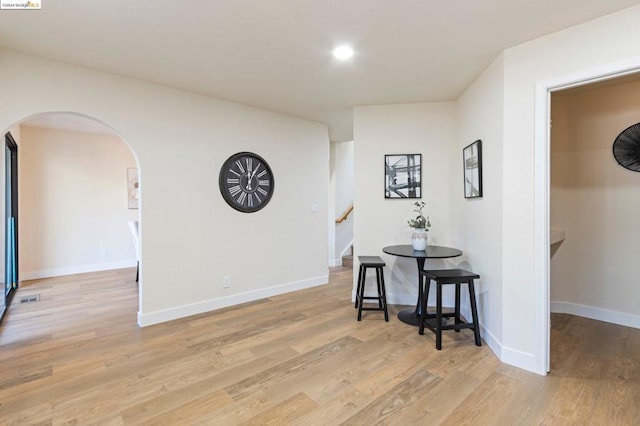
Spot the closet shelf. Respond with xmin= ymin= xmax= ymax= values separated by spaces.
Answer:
xmin=550 ymin=229 xmax=565 ymax=245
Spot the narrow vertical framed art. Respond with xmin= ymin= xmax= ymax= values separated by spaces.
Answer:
xmin=127 ymin=168 xmax=139 ymax=209
xmin=384 ymin=154 xmax=421 ymax=198
xmin=463 ymin=139 xmax=482 ymax=198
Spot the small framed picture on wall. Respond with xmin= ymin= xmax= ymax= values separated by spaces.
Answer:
xmin=385 ymin=154 xmax=421 ymax=198
xmin=127 ymin=168 xmax=139 ymax=209
xmin=463 ymin=139 xmax=482 ymax=198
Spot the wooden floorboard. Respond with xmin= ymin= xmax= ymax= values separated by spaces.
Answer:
xmin=0 ymin=267 xmax=638 ymax=424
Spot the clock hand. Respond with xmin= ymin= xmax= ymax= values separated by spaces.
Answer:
xmin=245 ymin=163 xmax=260 ymax=191
xmin=246 ymin=171 xmax=254 ymax=191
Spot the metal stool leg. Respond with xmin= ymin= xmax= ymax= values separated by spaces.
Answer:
xmin=423 ymin=275 xmax=431 ymax=318
xmin=355 ymin=264 xmax=364 ymax=308
xmin=357 ymin=267 xmax=368 ymax=321
xmin=419 ymin=275 xmax=429 ymax=335
xmin=377 ymin=266 xmax=389 ymax=322
xmin=436 ymin=281 xmax=443 ymax=350
xmin=455 ymin=282 xmax=461 ymax=332
xmin=468 ymin=280 xmax=481 ymax=346
xmin=374 ymin=267 xmax=381 ymax=307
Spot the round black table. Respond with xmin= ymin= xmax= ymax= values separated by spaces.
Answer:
xmin=382 ymin=245 xmax=462 ymax=326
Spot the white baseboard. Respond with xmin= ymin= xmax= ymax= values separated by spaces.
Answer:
xmin=478 ymin=323 xmax=502 ymax=361
xmin=21 ymin=260 xmax=137 ymax=281
xmin=329 ymin=258 xmax=342 ymax=267
xmin=383 ymin=291 xmax=462 ymax=310
xmin=551 ymin=301 xmax=640 ymax=329
xmin=138 ymin=274 xmax=329 ymax=327
xmin=385 ymin=292 xmax=416 ymax=306
xmin=350 ymin=290 xmax=416 ymax=307
xmin=339 ymin=241 xmax=353 ymax=259
xmin=352 ymin=291 xmax=471 ymax=313
xmin=468 ymin=301 xmax=640 ymax=376
xmin=501 ymin=345 xmax=538 ymax=374
xmin=330 ymin=240 xmax=354 ymax=267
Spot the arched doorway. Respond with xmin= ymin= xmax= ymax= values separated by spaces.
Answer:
xmin=0 ymin=111 xmax=141 ymax=325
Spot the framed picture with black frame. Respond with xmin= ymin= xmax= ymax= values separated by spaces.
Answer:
xmin=384 ymin=154 xmax=421 ymax=198
xmin=463 ymin=139 xmax=483 ymax=198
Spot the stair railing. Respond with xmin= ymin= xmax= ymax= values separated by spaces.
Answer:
xmin=335 ymin=204 xmax=354 ymax=224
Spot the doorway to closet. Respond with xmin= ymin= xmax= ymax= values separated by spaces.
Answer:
xmin=549 ymin=73 xmax=640 ymax=372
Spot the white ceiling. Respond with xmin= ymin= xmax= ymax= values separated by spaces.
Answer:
xmin=2 ymin=0 xmax=640 ymax=141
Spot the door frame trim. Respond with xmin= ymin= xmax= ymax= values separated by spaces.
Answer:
xmin=533 ymin=56 xmax=640 ymax=375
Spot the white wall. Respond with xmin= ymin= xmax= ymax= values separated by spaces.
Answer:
xmin=332 ymin=140 xmax=354 ymax=265
xmin=353 ymin=103 xmax=456 ymax=305
xmin=455 ymin=54 xmax=505 ymax=353
xmin=328 ymin=143 xmax=336 ymax=266
xmin=550 ymin=82 xmax=640 ymax=328
xmin=0 ymin=48 xmax=329 ymax=326
xmin=19 ymin=126 xmax=138 ymax=279
xmin=501 ymin=4 xmax=640 ymax=370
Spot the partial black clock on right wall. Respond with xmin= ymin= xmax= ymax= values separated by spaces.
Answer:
xmin=613 ymin=122 xmax=640 ymax=172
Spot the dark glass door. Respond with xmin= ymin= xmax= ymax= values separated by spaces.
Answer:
xmin=1 ymin=132 xmax=18 ymax=321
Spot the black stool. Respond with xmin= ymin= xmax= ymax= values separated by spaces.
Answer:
xmin=355 ymin=256 xmax=389 ymax=321
xmin=418 ymin=269 xmax=481 ymax=350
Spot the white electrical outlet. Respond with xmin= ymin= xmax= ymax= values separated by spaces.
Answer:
xmin=224 ymin=276 xmax=231 ymax=288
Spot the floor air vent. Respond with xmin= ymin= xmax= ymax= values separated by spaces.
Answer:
xmin=20 ymin=294 xmax=40 ymax=304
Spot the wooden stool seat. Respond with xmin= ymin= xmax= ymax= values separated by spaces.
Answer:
xmin=355 ymin=256 xmax=389 ymax=321
xmin=419 ymin=268 xmax=481 ymax=350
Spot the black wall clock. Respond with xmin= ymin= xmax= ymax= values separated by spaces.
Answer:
xmin=613 ymin=122 xmax=640 ymax=172
xmin=219 ymin=152 xmax=274 ymax=212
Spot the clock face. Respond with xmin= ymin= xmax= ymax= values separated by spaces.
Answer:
xmin=613 ymin=122 xmax=640 ymax=172
xmin=219 ymin=152 xmax=274 ymax=212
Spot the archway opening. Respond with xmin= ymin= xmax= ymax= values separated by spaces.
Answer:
xmin=0 ymin=111 xmax=141 ymax=330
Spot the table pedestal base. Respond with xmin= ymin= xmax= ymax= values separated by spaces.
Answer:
xmin=381 ymin=245 xmax=463 ymax=328
xmin=397 ymin=308 xmax=422 ymax=326
xmin=398 ymin=308 xmax=450 ymax=327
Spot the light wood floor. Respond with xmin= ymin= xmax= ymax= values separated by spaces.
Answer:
xmin=0 ymin=267 xmax=638 ymax=425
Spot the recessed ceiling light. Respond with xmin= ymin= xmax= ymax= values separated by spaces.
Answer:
xmin=332 ymin=45 xmax=354 ymax=60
